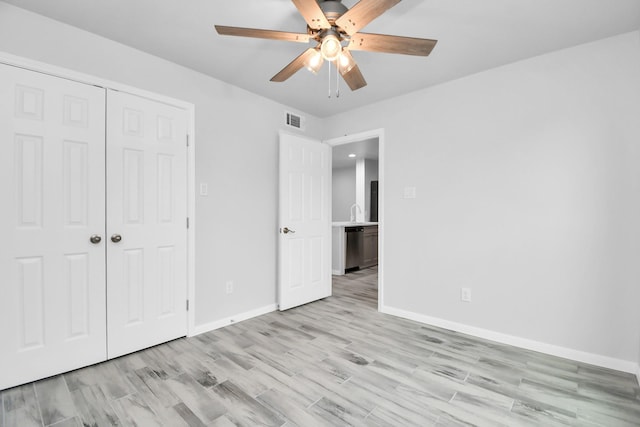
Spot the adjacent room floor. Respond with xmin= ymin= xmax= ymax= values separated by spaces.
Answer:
xmin=2 ymin=267 xmax=639 ymax=426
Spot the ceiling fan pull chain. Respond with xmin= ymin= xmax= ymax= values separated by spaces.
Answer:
xmin=336 ymin=59 xmax=340 ymax=98
xmin=328 ymin=60 xmax=332 ymax=98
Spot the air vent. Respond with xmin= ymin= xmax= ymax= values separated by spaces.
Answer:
xmin=285 ymin=112 xmax=305 ymax=131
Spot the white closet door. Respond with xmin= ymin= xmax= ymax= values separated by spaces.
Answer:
xmin=106 ymin=90 xmax=188 ymax=359
xmin=0 ymin=64 xmax=107 ymax=390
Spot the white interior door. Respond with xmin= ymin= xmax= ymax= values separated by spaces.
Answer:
xmin=106 ymin=90 xmax=188 ymax=359
xmin=0 ymin=64 xmax=107 ymax=389
xmin=278 ymin=132 xmax=331 ymax=310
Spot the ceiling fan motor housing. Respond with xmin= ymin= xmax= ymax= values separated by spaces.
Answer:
xmin=319 ymin=0 xmax=348 ymax=24
xmin=315 ymin=0 xmax=348 ymax=56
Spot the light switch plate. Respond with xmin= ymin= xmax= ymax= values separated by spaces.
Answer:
xmin=199 ymin=183 xmax=208 ymax=196
xmin=403 ymin=186 xmax=417 ymax=199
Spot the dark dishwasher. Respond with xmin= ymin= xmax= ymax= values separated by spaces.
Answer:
xmin=345 ymin=226 xmax=364 ymax=272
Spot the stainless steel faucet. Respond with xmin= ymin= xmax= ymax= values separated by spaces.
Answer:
xmin=350 ymin=203 xmax=362 ymax=222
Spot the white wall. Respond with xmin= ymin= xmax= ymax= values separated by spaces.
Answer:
xmin=0 ymin=2 xmax=323 ymax=328
xmin=324 ymin=32 xmax=640 ymax=366
xmin=332 ymin=166 xmax=357 ymax=221
xmin=333 ymin=159 xmax=378 ymax=221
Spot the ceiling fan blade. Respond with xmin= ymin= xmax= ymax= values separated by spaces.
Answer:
xmin=336 ymin=0 xmax=401 ymax=36
xmin=215 ymin=25 xmax=310 ymax=43
xmin=348 ymin=32 xmax=437 ymax=56
xmin=291 ymin=0 xmax=331 ymax=30
xmin=338 ymin=50 xmax=367 ymax=91
xmin=271 ymin=48 xmax=318 ymax=82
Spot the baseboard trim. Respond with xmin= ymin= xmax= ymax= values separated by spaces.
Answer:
xmin=381 ymin=305 xmax=639 ymax=375
xmin=189 ymin=304 xmax=277 ymax=337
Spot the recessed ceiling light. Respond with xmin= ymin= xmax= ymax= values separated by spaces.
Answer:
xmin=348 ymin=153 xmax=356 ymax=158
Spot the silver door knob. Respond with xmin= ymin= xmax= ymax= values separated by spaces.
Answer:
xmin=282 ymin=227 xmax=296 ymax=234
xmin=111 ymin=234 xmax=122 ymax=243
xmin=90 ymin=235 xmax=102 ymax=244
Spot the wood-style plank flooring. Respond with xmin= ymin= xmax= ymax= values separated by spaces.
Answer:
xmin=2 ymin=267 xmax=640 ymax=426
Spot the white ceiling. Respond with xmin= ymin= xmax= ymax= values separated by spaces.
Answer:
xmin=332 ymin=138 xmax=379 ymax=169
xmin=5 ymin=0 xmax=640 ymax=117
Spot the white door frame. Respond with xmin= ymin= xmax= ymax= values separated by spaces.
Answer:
xmin=0 ymin=51 xmax=198 ymax=336
xmin=325 ymin=128 xmax=385 ymax=311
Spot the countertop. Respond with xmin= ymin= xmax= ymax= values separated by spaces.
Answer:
xmin=332 ymin=222 xmax=378 ymax=227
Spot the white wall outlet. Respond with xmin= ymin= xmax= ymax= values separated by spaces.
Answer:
xmin=199 ymin=182 xmax=208 ymax=196
xmin=226 ymin=281 xmax=234 ymax=294
xmin=461 ymin=287 xmax=472 ymax=302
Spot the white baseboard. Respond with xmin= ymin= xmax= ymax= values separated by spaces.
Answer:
xmin=381 ymin=305 xmax=639 ymax=375
xmin=189 ymin=304 xmax=277 ymax=337
xmin=332 ymin=269 xmax=343 ymax=276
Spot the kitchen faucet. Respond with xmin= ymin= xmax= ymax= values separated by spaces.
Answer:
xmin=350 ymin=203 xmax=362 ymax=222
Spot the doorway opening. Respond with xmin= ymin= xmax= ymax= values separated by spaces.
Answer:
xmin=326 ymin=129 xmax=384 ymax=311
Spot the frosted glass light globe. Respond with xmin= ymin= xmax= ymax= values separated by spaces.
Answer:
xmin=321 ymin=34 xmax=342 ymax=61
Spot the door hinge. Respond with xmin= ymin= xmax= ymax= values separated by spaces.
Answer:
xmin=186 ymin=134 xmax=189 ymax=147
xmin=187 ymin=217 xmax=190 ymax=229
xmin=186 ymin=300 xmax=189 ymax=311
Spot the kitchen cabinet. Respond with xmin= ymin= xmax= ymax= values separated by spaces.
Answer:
xmin=332 ymin=222 xmax=378 ymax=274
xmin=361 ymin=225 xmax=379 ymax=268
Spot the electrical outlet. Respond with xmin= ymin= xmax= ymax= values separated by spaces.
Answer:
xmin=226 ymin=281 xmax=234 ymax=294
xmin=460 ymin=287 xmax=472 ymax=302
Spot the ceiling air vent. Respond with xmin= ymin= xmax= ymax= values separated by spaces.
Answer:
xmin=285 ymin=112 xmax=305 ymax=131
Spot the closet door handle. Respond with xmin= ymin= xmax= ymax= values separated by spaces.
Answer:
xmin=111 ymin=234 xmax=122 ymax=243
xmin=90 ymin=235 xmax=102 ymax=244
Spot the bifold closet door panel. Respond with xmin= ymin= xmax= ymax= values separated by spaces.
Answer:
xmin=0 ymin=64 xmax=107 ymax=390
xmin=106 ymin=89 xmax=188 ymax=359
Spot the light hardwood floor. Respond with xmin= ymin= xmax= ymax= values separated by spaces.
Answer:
xmin=2 ymin=267 xmax=640 ymax=426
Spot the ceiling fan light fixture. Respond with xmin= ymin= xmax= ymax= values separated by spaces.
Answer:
xmin=320 ymin=33 xmax=342 ymax=61
xmin=305 ymin=49 xmax=324 ymax=74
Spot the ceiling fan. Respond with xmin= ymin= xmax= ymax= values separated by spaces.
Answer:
xmin=215 ymin=0 xmax=437 ymax=91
